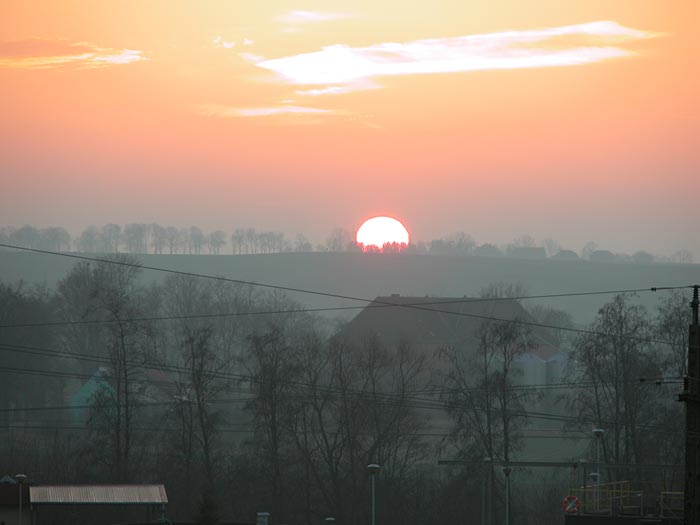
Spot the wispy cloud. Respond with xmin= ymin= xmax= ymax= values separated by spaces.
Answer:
xmin=295 ymin=81 xmax=380 ymax=96
xmin=278 ymin=10 xmax=352 ymax=24
xmin=251 ymin=21 xmax=656 ymax=89
xmin=213 ymin=36 xmax=253 ymax=49
xmin=199 ymin=103 xmax=336 ymax=118
xmin=0 ymin=38 xmax=147 ymax=69
xmin=213 ymin=36 xmax=236 ymax=49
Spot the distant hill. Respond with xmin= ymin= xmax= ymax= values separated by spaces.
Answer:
xmin=0 ymin=251 xmax=697 ymax=324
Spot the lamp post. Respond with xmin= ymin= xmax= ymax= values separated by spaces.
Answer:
xmin=367 ymin=464 xmax=380 ymax=525
xmin=502 ymin=466 xmax=512 ymax=525
xmin=481 ymin=457 xmax=492 ymax=525
xmin=15 ymin=474 xmax=27 ymax=525
xmin=578 ymin=459 xmax=587 ymax=513
xmin=592 ymin=428 xmax=605 ymax=510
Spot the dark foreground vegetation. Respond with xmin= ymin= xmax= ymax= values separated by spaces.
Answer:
xmin=0 ymin=254 xmax=691 ymax=525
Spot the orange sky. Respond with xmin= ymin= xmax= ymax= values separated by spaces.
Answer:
xmin=0 ymin=1 xmax=698 ymax=255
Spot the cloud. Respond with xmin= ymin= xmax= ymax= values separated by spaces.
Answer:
xmin=295 ymin=80 xmax=380 ymax=96
xmin=199 ymin=104 xmax=336 ymax=118
xmin=252 ymin=21 xmax=656 ymax=87
xmin=278 ymin=10 xmax=352 ymax=24
xmin=0 ymin=38 xmax=147 ymax=69
xmin=239 ymin=52 xmax=264 ymax=63
xmin=213 ymin=36 xmax=236 ymax=49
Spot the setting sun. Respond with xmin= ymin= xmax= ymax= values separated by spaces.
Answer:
xmin=356 ymin=216 xmax=410 ymax=252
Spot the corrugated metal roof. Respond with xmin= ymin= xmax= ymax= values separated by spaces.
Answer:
xmin=30 ymin=485 xmax=168 ymax=505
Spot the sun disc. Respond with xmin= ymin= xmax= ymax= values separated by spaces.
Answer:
xmin=356 ymin=216 xmax=410 ymax=252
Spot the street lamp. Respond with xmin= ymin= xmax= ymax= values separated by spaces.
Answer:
xmin=502 ymin=466 xmax=512 ymax=525
xmin=367 ymin=464 xmax=381 ymax=525
xmin=15 ymin=474 xmax=27 ymax=525
xmin=578 ymin=459 xmax=588 ymax=512
xmin=482 ymin=457 xmax=492 ymax=525
xmin=592 ymin=428 xmax=605 ymax=510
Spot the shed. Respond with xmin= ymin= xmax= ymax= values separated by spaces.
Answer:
xmin=30 ymin=485 xmax=168 ymax=505
xmin=29 ymin=485 xmax=168 ymax=525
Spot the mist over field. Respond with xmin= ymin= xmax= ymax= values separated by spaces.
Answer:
xmin=2 ymin=0 xmax=699 ymax=524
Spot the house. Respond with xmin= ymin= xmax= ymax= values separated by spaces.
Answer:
xmin=589 ymin=250 xmax=615 ymax=262
xmin=473 ymin=244 xmax=504 ymax=257
xmin=333 ymin=295 xmax=573 ymax=454
xmin=66 ymin=367 xmax=113 ymax=424
xmin=334 ymin=295 xmax=563 ymax=396
xmin=65 ymin=366 xmax=177 ymax=425
xmin=550 ymin=249 xmax=580 ymax=261
xmin=335 ymin=295 xmax=559 ymax=358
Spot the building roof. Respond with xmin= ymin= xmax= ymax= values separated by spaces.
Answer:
xmin=30 ymin=485 xmax=168 ymax=505
xmin=336 ymin=295 xmax=560 ymax=360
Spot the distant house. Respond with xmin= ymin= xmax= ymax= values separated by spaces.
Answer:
xmin=334 ymin=295 xmax=562 ymax=387
xmin=66 ymin=367 xmax=177 ymax=425
xmin=473 ymin=243 xmax=504 ymax=257
xmin=550 ymin=249 xmax=579 ymax=261
xmin=334 ymin=295 xmax=571 ymax=454
xmin=67 ymin=367 xmax=113 ymax=424
xmin=507 ymin=246 xmax=546 ymax=260
xmin=589 ymin=250 xmax=615 ymax=262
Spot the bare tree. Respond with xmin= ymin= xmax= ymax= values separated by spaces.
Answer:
xmin=543 ymin=238 xmax=562 ymax=257
xmin=440 ymin=318 xmax=535 ymax=462
xmin=568 ymin=294 xmax=666 ymax=474
xmin=283 ymin=332 xmax=429 ymax=525
xmin=151 ymin=223 xmax=167 ymax=254
xmin=294 ymin=233 xmax=313 ymax=252
xmin=208 ymin=230 xmax=227 ymax=255
xmin=245 ymin=325 xmax=301 ymax=520
xmin=100 ymin=224 xmax=121 ymax=253
xmin=656 ymin=290 xmax=692 ymax=378
xmin=123 ymin=223 xmax=149 ymax=253
xmin=326 ymin=228 xmax=352 ymax=252
xmin=671 ymin=249 xmax=693 ymax=264
xmin=41 ymin=226 xmax=71 ymax=251
xmin=189 ymin=226 xmax=205 ymax=254
xmin=77 ymin=255 xmax=149 ymax=482
xmin=581 ymin=241 xmax=598 ymax=260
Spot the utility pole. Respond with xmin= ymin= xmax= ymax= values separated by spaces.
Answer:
xmin=680 ymin=285 xmax=700 ymax=525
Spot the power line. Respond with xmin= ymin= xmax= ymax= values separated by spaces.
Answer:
xmin=0 ymin=289 xmax=685 ymax=330
xmin=0 ymin=243 xmax=690 ymax=347
xmin=0 ymin=341 xmax=682 ymax=402
xmin=0 ymin=351 xmax=684 ymax=436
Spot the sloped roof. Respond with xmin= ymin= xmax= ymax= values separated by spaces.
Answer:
xmin=30 ymin=485 xmax=168 ymax=505
xmin=336 ymin=296 xmax=559 ymax=360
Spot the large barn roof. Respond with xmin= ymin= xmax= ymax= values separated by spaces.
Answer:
xmin=337 ymin=295 xmax=559 ymax=360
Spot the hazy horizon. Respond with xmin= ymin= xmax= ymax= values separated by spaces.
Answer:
xmin=1 ymin=1 xmax=698 ymax=257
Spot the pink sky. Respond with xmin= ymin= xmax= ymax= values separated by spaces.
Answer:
xmin=0 ymin=1 xmax=698 ymax=256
